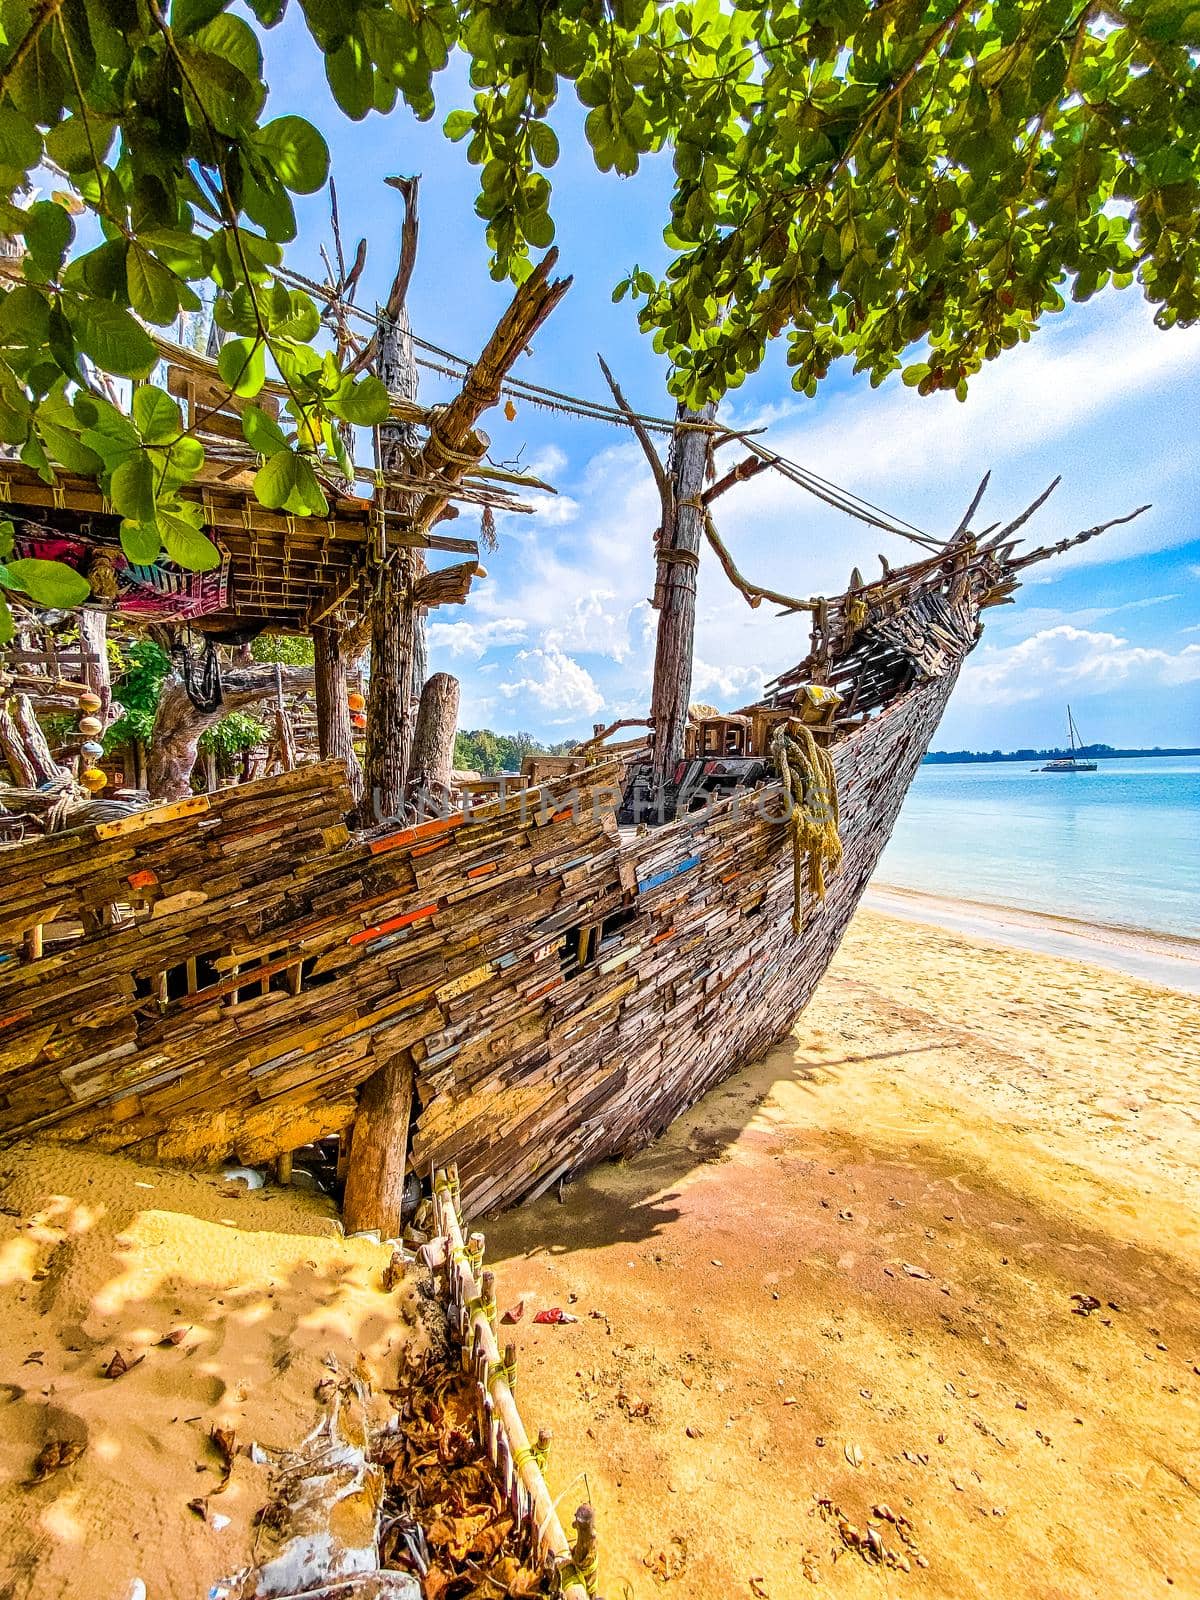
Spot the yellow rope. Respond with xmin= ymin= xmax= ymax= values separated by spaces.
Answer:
xmin=771 ymin=719 xmax=843 ymax=935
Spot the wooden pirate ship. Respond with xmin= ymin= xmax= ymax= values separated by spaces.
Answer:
xmin=0 ymin=205 xmax=1147 ymax=1224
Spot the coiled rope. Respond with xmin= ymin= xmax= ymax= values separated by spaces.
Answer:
xmin=771 ymin=721 xmax=843 ymax=935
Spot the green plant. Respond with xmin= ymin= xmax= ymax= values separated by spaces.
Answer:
xmin=0 ymin=0 xmax=1194 ymax=639
xmin=251 ymin=632 xmax=314 ymax=665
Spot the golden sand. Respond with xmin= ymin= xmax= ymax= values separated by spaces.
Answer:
xmin=486 ymin=907 xmax=1200 ymax=1599
xmin=0 ymin=1146 xmax=422 ymax=1600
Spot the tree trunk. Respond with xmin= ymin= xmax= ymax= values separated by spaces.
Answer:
xmin=363 ymin=561 xmax=415 ymax=822
xmin=341 ymin=1052 xmax=414 ymax=1238
xmin=78 ymin=609 xmax=114 ymax=727
xmin=650 ymin=402 xmax=717 ymax=785
xmin=15 ymin=694 xmax=68 ymax=783
xmin=364 ymin=182 xmax=423 ymax=824
xmin=407 ymin=671 xmax=459 ymax=812
xmin=0 ymin=703 xmax=37 ymax=786
xmin=145 ymin=662 xmax=314 ymax=801
xmin=312 ymin=623 xmax=363 ymax=803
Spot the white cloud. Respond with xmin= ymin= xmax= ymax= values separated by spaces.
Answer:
xmin=427 ymin=616 xmax=528 ymax=659
xmin=544 ymin=590 xmax=639 ymax=661
xmin=691 ymin=658 xmax=766 ymax=705
xmin=498 ymin=646 xmax=604 ymax=723
xmin=960 ymin=624 xmax=1200 ymax=705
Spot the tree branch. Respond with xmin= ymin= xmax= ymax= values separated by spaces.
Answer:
xmin=703 ymin=509 xmax=815 ymax=613
xmin=596 ymin=352 xmax=673 ymax=529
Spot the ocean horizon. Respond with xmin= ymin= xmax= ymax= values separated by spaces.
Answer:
xmin=875 ymin=754 xmax=1200 ymax=939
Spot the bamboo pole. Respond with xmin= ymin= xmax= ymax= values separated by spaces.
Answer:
xmin=432 ymin=1170 xmax=592 ymax=1599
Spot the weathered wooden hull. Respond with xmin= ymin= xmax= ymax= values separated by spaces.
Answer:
xmin=0 ymin=660 xmax=956 ymax=1214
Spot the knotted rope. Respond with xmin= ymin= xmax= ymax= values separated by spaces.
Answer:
xmin=771 ymin=719 xmax=843 ymax=934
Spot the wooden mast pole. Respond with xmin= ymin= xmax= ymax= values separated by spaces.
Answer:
xmin=363 ymin=176 xmax=423 ymax=823
xmin=596 ymin=357 xmax=716 ymax=789
xmin=648 ymin=401 xmax=717 ymax=785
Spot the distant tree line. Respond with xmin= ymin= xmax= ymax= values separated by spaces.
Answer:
xmin=925 ymin=745 xmax=1200 ymax=765
xmin=453 ymin=728 xmax=577 ymax=775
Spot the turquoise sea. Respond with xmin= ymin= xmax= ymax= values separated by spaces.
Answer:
xmin=876 ymin=756 xmax=1200 ymax=939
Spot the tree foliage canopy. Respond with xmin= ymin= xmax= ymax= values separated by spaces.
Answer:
xmin=0 ymin=0 xmax=1195 ymax=628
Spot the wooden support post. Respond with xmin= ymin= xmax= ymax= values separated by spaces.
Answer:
xmin=649 ymin=404 xmax=717 ymax=785
xmin=22 ymin=923 xmax=43 ymax=963
xmin=276 ymin=1150 xmax=293 ymax=1186
xmin=341 ymin=1051 xmax=415 ymax=1238
xmin=312 ymin=622 xmax=364 ymax=804
xmin=406 ymin=670 xmax=459 ymax=811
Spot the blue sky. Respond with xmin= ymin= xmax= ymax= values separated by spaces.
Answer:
xmin=265 ymin=18 xmax=1200 ymax=753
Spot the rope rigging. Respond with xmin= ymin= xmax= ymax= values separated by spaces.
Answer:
xmin=270 ymin=259 xmax=938 ymax=550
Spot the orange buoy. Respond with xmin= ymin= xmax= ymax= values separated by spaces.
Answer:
xmin=80 ymin=767 xmax=108 ymax=793
xmin=347 ymin=691 xmax=365 ymax=711
xmin=78 ymin=691 xmax=102 ymax=713
xmin=351 ymin=711 xmax=367 ymax=730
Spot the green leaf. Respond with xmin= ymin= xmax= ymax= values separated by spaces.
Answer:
xmin=337 ymin=374 xmax=389 ymax=426
xmin=127 ymin=244 xmax=181 ymax=325
xmin=0 ymin=594 xmax=12 ymax=645
xmin=444 ymin=109 xmax=474 ymax=142
xmin=44 ymin=114 xmax=116 ymax=174
xmin=254 ymin=446 xmax=327 ymax=515
xmin=120 ymin=520 xmax=163 ymax=565
xmin=217 ymin=337 xmax=266 ymax=398
xmin=23 ymin=201 xmax=73 ymax=273
xmin=132 ymin=384 xmax=184 ymax=444
xmin=191 ymin=13 xmax=263 ymax=83
xmin=6 ymin=557 xmax=91 ymax=608
xmin=253 ymin=116 xmax=330 ymax=193
xmin=327 ymin=36 xmax=373 ymax=120
xmin=171 ymin=0 xmax=232 ymax=36
xmin=528 ymin=121 xmax=559 ymax=168
xmin=0 ymin=105 xmax=42 ymax=171
xmin=70 ymin=300 xmax=158 ymax=379
xmin=109 ymin=454 xmax=157 ymax=523
xmin=36 ymin=418 xmax=104 ymax=475
xmin=0 ymin=520 xmax=13 ymax=558
xmin=242 ymin=403 xmax=288 ymax=454
xmin=160 ymin=512 xmax=221 ymax=571
xmin=253 ymin=446 xmax=300 ymax=508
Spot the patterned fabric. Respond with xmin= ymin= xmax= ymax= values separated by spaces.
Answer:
xmin=14 ymin=528 xmax=228 ymax=620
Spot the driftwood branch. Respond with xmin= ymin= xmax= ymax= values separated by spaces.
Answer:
xmin=596 ymin=353 xmax=673 ymax=529
xmin=703 ymin=510 xmax=815 ymax=613
xmin=949 ymin=470 xmax=991 ymax=541
xmin=989 ymin=476 xmax=1062 ymax=544
xmin=1008 ymin=504 xmax=1151 ymax=573
xmin=349 ymin=175 xmax=421 ymax=375
xmin=702 ymin=452 xmax=769 ymax=506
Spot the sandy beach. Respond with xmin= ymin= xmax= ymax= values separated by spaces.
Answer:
xmin=2 ymin=902 xmax=1198 ymax=1600
xmin=0 ymin=1147 xmax=412 ymax=1600
xmin=486 ymin=905 xmax=1200 ymax=1599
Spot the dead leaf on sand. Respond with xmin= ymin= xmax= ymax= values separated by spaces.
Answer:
xmin=750 ymin=1578 xmax=769 ymax=1598
xmin=158 ymin=1326 xmax=192 ymax=1347
xmin=644 ymin=1534 xmax=688 ymax=1583
xmin=844 ymin=1442 xmax=863 ymax=1467
xmin=1071 ymin=1294 xmax=1102 ymax=1315
xmin=902 ymin=1263 xmax=934 ymax=1280
xmin=28 ymin=1439 xmax=85 ymax=1484
xmin=102 ymin=1350 xmax=145 ymax=1379
xmin=501 ymin=1300 xmax=525 ymax=1325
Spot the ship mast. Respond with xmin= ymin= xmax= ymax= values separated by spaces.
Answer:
xmin=647 ymin=402 xmax=717 ymax=784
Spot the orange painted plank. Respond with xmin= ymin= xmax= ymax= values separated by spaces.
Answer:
xmin=349 ymin=902 xmax=437 ymax=945
xmin=127 ymin=869 xmax=159 ymax=890
xmin=466 ymin=861 xmax=498 ymax=880
xmin=368 ymin=814 xmax=464 ymax=856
